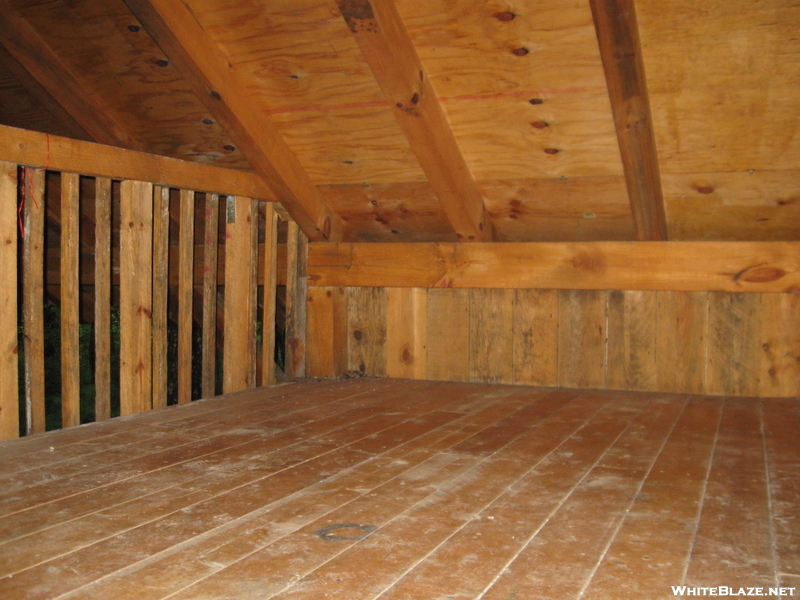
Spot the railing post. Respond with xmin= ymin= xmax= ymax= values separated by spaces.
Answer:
xmin=0 ymin=161 xmax=19 ymax=440
xmin=60 ymin=172 xmax=80 ymax=429
xmin=285 ymin=220 xmax=308 ymax=379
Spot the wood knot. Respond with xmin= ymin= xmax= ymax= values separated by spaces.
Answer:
xmin=695 ymin=185 xmax=714 ymax=194
xmin=494 ymin=11 xmax=516 ymax=21
xmin=571 ymin=251 xmax=606 ymax=273
xmin=733 ymin=265 xmax=786 ymax=283
xmin=511 ymin=47 xmax=529 ymax=56
xmin=401 ymin=348 xmax=412 ymax=363
xmin=353 ymin=330 xmax=363 ymax=341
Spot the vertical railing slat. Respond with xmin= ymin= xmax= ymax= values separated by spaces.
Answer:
xmin=22 ymin=167 xmax=46 ymax=433
xmin=120 ymin=179 xmax=153 ymax=415
xmin=223 ymin=196 xmax=257 ymax=393
xmin=151 ymin=185 xmax=170 ymax=408
xmin=261 ymin=202 xmax=278 ymax=386
xmin=201 ymin=193 xmax=219 ymax=398
xmin=60 ymin=172 xmax=81 ymax=429
xmin=285 ymin=220 xmax=308 ymax=379
xmin=94 ymin=177 xmax=112 ymax=421
xmin=178 ymin=189 xmax=195 ymax=404
xmin=0 ymin=162 xmax=19 ymax=440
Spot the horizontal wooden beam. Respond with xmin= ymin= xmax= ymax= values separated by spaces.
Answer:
xmin=336 ymin=0 xmax=495 ymax=241
xmin=308 ymin=242 xmax=800 ymax=293
xmin=123 ymin=0 xmax=344 ymax=242
xmin=590 ymin=0 xmax=668 ymax=241
xmin=0 ymin=123 xmax=275 ymax=199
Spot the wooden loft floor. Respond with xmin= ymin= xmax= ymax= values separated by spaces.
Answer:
xmin=0 ymin=379 xmax=797 ymax=600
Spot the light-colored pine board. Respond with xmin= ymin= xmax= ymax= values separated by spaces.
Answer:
xmin=469 ymin=288 xmax=514 ymax=383
xmin=558 ymin=289 xmax=606 ymax=389
xmin=308 ymin=241 xmax=800 ymax=292
xmin=0 ymin=124 xmax=272 ymax=200
xmin=685 ymin=398 xmax=775 ymax=588
xmin=513 ymin=288 xmax=559 ymax=387
xmin=386 ymin=287 xmax=427 ymax=379
xmin=306 ymin=286 xmax=335 ymax=379
xmin=0 ymin=161 xmax=18 ymax=440
xmin=60 ymin=172 xmax=81 ymax=429
xmin=706 ymin=292 xmax=760 ymax=396
xmin=758 ymin=293 xmax=800 ymax=398
xmin=178 ymin=189 xmax=195 ymax=404
xmin=92 ymin=177 xmax=112 ymax=421
xmin=201 ymin=193 xmax=219 ymax=398
xmin=426 ymin=288 xmax=470 ymax=381
xmin=285 ymin=220 xmax=308 ymax=379
xmin=607 ymin=289 xmax=657 ymax=391
xmin=346 ymin=286 xmax=387 ymax=376
xmin=332 ymin=287 xmax=349 ymax=378
xmin=655 ymin=290 xmax=708 ymax=395
xmin=151 ymin=186 xmax=170 ymax=409
xmin=222 ymin=196 xmax=257 ymax=393
xmin=21 ymin=167 xmax=45 ymax=434
xmin=119 ymin=179 xmax=154 ymax=416
xmin=260 ymin=202 xmax=278 ymax=386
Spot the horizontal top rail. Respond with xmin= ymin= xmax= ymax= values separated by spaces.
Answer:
xmin=0 ymin=123 xmax=276 ymax=200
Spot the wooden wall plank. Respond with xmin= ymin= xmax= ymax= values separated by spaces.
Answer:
xmin=346 ymin=287 xmax=387 ymax=376
xmin=0 ymin=123 xmax=274 ymax=201
xmin=60 ymin=172 xmax=80 ymax=429
xmin=655 ymin=291 xmax=707 ymax=395
xmin=513 ymin=289 xmax=559 ymax=387
xmin=558 ymin=289 xmax=606 ymax=389
xmin=0 ymin=162 xmax=19 ymax=440
xmin=260 ymin=203 xmax=278 ymax=386
xmin=93 ymin=177 xmax=112 ymax=421
xmin=285 ymin=221 xmax=308 ymax=379
xmin=201 ymin=193 xmax=219 ymax=398
xmin=119 ymin=180 xmax=153 ymax=415
xmin=757 ymin=293 xmax=800 ymax=398
xmin=606 ymin=290 xmax=657 ymax=391
xmin=469 ymin=289 xmax=513 ymax=383
xmin=386 ymin=287 xmax=427 ymax=380
xmin=151 ymin=186 xmax=169 ymax=408
xmin=306 ymin=287 xmax=335 ymax=379
xmin=426 ymin=288 xmax=469 ymax=382
xmin=22 ymin=167 xmax=45 ymax=433
xmin=706 ymin=293 xmax=760 ymax=397
xmin=178 ymin=189 xmax=195 ymax=404
xmin=308 ymin=241 xmax=800 ymax=293
xmin=222 ymin=196 xmax=258 ymax=393
xmin=332 ymin=287 xmax=349 ymax=378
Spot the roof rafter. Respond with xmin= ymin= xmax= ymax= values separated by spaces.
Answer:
xmin=335 ymin=0 xmax=496 ymax=242
xmin=589 ymin=0 xmax=668 ymax=241
xmin=122 ymin=0 xmax=344 ymax=242
xmin=0 ymin=4 xmax=143 ymax=150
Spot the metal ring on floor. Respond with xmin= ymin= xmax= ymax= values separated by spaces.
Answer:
xmin=315 ymin=523 xmax=378 ymax=542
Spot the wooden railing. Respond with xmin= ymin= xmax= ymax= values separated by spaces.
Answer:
xmin=0 ymin=125 xmax=305 ymax=440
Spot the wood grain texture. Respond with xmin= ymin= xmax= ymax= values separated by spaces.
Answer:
xmin=151 ymin=186 xmax=170 ymax=409
xmin=386 ymin=287 xmax=427 ymax=379
xmin=285 ymin=221 xmax=308 ymax=379
xmin=260 ymin=203 xmax=278 ymax=386
xmin=201 ymin=193 xmax=219 ymax=398
xmin=336 ymin=0 xmax=494 ymax=242
xmin=0 ymin=4 xmax=141 ymax=150
xmin=222 ymin=196 xmax=257 ymax=393
xmin=93 ymin=177 xmax=112 ymax=421
xmin=426 ymin=288 xmax=469 ymax=381
xmin=119 ymin=179 xmax=153 ymax=416
xmin=178 ymin=189 xmax=195 ymax=404
xmin=346 ymin=286 xmax=387 ymax=376
xmin=513 ymin=289 xmax=559 ymax=387
xmin=123 ymin=0 xmax=344 ymax=242
xmin=558 ymin=289 xmax=606 ymax=389
xmin=589 ymin=0 xmax=667 ymax=240
xmin=306 ymin=286 xmax=335 ymax=378
xmin=21 ymin=167 xmax=45 ymax=434
xmin=0 ymin=162 xmax=18 ymax=440
xmin=0 ymin=124 xmax=273 ymax=200
xmin=606 ymin=290 xmax=657 ymax=391
xmin=60 ymin=172 xmax=80 ymax=429
xmin=757 ymin=293 xmax=800 ymax=398
xmin=706 ymin=293 xmax=760 ymax=396
xmin=655 ymin=290 xmax=707 ymax=395
xmin=469 ymin=288 xmax=513 ymax=383
xmin=308 ymin=241 xmax=800 ymax=292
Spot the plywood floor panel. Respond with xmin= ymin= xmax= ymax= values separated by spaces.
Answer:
xmin=0 ymin=379 xmax=796 ymax=599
